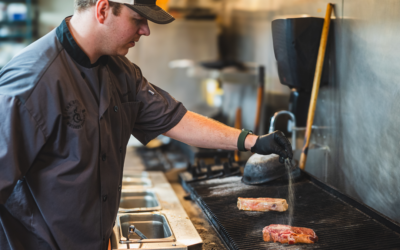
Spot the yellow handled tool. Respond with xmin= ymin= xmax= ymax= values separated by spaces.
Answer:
xmin=299 ymin=3 xmax=333 ymax=170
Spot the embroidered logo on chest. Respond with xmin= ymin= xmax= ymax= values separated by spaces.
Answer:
xmin=63 ymin=100 xmax=86 ymax=129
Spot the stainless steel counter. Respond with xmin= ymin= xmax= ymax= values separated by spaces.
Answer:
xmin=112 ymin=168 xmax=203 ymax=249
xmin=117 ymin=147 xmax=228 ymax=250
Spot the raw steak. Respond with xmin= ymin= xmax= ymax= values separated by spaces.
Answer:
xmin=263 ymin=224 xmax=318 ymax=244
xmin=237 ymin=197 xmax=288 ymax=212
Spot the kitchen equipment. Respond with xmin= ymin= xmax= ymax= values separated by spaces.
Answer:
xmin=118 ymin=213 xmax=175 ymax=243
xmin=269 ymin=110 xmax=297 ymax=149
xmin=127 ymin=225 xmax=147 ymax=240
xmin=181 ymin=154 xmax=242 ymax=184
xmin=119 ymin=190 xmax=162 ymax=212
xmin=122 ymin=177 xmax=152 ymax=190
xmin=300 ymin=4 xmax=333 ymax=170
xmin=182 ymin=172 xmax=400 ymax=250
xmin=136 ymin=141 xmax=189 ymax=172
xmin=112 ymin=171 xmax=203 ymax=249
xmin=242 ymin=153 xmax=297 ymax=185
xmin=242 ymin=154 xmax=284 ymax=184
xmin=200 ymin=60 xmax=245 ymax=71
xmin=272 ymin=15 xmax=331 ymax=127
xmin=272 ymin=16 xmax=329 ymax=91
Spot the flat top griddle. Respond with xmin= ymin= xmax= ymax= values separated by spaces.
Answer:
xmin=182 ymin=171 xmax=400 ymax=250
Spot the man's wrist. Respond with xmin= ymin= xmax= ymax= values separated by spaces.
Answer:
xmin=245 ymin=134 xmax=258 ymax=151
xmin=237 ymin=129 xmax=253 ymax=151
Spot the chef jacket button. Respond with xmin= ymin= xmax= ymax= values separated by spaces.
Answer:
xmin=119 ymin=147 xmax=123 ymax=153
xmin=102 ymin=236 xmax=105 ymax=241
xmin=81 ymin=72 xmax=86 ymax=79
xmin=114 ymin=106 xmax=118 ymax=112
xmin=103 ymin=195 xmax=108 ymax=202
xmin=101 ymin=154 xmax=107 ymax=161
xmin=118 ymin=185 xmax=122 ymax=192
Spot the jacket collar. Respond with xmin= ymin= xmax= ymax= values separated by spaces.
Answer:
xmin=56 ymin=17 xmax=108 ymax=68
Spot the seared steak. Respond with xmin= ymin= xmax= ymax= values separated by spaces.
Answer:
xmin=237 ymin=198 xmax=288 ymax=212
xmin=263 ymin=224 xmax=318 ymax=244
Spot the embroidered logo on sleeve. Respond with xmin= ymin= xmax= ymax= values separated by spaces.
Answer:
xmin=63 ymin=100 xmax=86 ymax=129
xmin=148 ymin=90 xmax=155 ymax=95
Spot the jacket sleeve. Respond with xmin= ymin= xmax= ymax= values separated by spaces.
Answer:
xmin=132 ymin=76 xmax=187 ymax=145
xmin=0 ymin=95 xmax=46 ymax=205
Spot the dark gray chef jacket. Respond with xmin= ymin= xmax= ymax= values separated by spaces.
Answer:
xmin=0 ymin=17 xmax=187 ymax=250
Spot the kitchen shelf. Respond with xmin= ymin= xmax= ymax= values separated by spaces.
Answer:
xmin=0 ymin=0 xmax=37 ymax=68
xmin=0 ymin=0 xmax=36 ymax=42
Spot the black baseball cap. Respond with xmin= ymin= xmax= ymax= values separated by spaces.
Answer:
xmin=111 ymin=0 xmax=175 ymax=24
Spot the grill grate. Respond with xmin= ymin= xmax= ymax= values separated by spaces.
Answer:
xmin=184 ymin=173 xmax=400 ymax=250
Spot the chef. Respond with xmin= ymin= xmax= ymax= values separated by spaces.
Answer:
xmin=0 ymin=0 xmax=293 ymax=249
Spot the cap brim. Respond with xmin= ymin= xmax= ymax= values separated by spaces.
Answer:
xmin=125 ymin=4 xmax=175 ymax=24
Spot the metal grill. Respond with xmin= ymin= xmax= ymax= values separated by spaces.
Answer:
xmin=183 ymin=172 xmax=400 ymax=250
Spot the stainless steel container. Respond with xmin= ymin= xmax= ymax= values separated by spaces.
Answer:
xmin=119 ymin=191 xmax=161 ymax=212
xmin=122 ymin=177 xmax=152 ymax=189
xmin=118 ymin=213 xmax=175 ymax=244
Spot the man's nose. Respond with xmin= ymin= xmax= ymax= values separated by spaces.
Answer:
xmin=139 ymin=22 xmax=150 ymax=36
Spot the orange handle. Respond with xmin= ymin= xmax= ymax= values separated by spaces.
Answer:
xmin=299 ymin=3 xmax=333 ymax=170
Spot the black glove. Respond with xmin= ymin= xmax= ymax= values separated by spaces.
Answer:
xmin=250 ymin=130 xmax=293 ymax=163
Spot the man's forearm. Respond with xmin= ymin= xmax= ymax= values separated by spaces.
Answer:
xmin=164 ymin=111 xmax=258 ymax=151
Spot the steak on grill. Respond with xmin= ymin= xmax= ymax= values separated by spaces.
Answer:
xmin=263 ymin=224 xmax=318 ymax=244
xmin=237 ymin=197 xmax=288 ymax=212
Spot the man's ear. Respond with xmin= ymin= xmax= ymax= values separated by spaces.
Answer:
xmin=96 ymin=0 xmax=110 ymax=24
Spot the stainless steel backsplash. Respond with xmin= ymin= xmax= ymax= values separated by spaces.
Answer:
xmin=220 ymin=0 xmax=400 ymax=223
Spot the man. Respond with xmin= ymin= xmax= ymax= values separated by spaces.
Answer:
xmin=0 ymin=0 xmax=293 ymax=249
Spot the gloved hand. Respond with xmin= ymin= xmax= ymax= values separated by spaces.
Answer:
xmin=250 ymin=130 xmax=293 ymax=163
